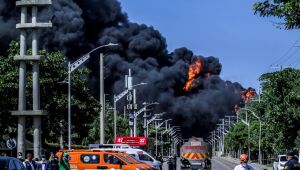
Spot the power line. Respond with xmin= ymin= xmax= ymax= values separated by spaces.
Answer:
xmin=280 ymin=47 xmax=300 ymax=65
xmin=270 ymin=36 xmax=300 ymax=66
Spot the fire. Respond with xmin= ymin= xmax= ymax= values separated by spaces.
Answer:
xmin=242 ymin=88 xmax=256 ymax=103
xmin=183 ymin=57 xmax=203 ymax=91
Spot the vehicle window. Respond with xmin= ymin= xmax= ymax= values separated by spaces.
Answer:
xmin=80 ymin=154 xmax=100 ymax=164
xmin=120 ymin=153 xmax=139 ymax=163
xmin=280 ymin=156 xmax=287 ymax=161
xmin=138 ymin=154 xmax=153 ymax=162
xmin=104 ymin=154 xmax=123 ymax=165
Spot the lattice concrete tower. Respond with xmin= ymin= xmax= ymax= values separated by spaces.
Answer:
xmin=12 ymin=0 xmax=52 ymax=159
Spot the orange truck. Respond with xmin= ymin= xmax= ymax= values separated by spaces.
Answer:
xmin=180 ymin=137 xmax=211 ymax=170
xmin=57 ymin=149 xmax=153 ymax=170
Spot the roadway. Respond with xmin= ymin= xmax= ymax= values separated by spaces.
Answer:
xmin=162 ymin=157 xmax=237 ymax=170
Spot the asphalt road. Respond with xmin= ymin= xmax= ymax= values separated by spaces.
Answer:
xmin=212 ymin=157 xmax=236 ymax=170
xmin=162 ymin=157 xmax=237 ymax=170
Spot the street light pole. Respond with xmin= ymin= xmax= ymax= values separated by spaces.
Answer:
xmin=156 ymin=119 xmax=173 ymax=155
xmin=133 ymin=102 xmax=159 ymax=137
xmin=259 ymin=120 xmax=262 ymax=164
xmin=241 ymin=108 xmax=262 ymax=164
xmin=99 ymin=53 xmax=105 ymax=144
xmin=68 ymin=61 xmax=71 ymax=150
xmin=113 ymin=94 xmax=117 ymax=141
xmin=155 ymin=121 xmax=158 ymax=156
xmin=146 ymin=112 xmax=165 ymax=137
xmin=67 ymin=43 xmax=118 ymax=148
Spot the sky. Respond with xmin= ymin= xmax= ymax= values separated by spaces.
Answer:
xmin=118 ymin=0 xmax=300 ymax=90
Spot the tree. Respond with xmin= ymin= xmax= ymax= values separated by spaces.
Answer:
xmin=225 ymin=68 xmax=300 ymax=159
xmin=0 ymin=41 xmax=100 ymax=147
xmin=253 ymin=0 xmax=300 ymax=29
xmin=225 ymin=122 xmax=248 ymax=155
xmin=83 ymin=102 xmax=129 ymax=145
xmin=259 ymin=68 xmax=300 ymax=152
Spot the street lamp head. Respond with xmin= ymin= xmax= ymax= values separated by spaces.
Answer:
xmin=107 ymin=42 xmax=119 ymax=46
xmin=154 ymin=112 xmax=166 ymax=118
xmin=142 ymin=102 xmax=160 ymax=108
xmin=132 ymin=82 xmax=148 ymax=88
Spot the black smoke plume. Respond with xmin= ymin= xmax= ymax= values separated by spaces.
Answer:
xmin=0 ymin=0 xmax=247 ymax=138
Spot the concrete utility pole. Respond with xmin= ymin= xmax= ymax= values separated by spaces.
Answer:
xmin=114 ymin=82 xmax=146 ymax=139
xmin=12 ymin=0 xmax=52 ymax=159
xmin=126 ymin=69 xmax=135 ymax=136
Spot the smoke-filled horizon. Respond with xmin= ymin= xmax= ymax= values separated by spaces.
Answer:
xmin=0 ymin=0 xmax=250 ymax=138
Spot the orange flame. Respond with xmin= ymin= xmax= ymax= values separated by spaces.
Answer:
xmin=242 ymin=89 xmax=256 ymax=103
xmin=183 ymin=57 xmax=203 ymax=91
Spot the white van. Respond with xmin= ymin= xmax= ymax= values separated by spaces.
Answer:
xmin=91 ymin=148 xmax=162 ymax=170
xmin=124 ymin=149 xmax=162 ymax=170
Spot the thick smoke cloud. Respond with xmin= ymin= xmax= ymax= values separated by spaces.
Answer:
xmin=0 ymin=0 xmax=18 ymax=54
xmin=0 ymin=0 xmax=246 ymax=138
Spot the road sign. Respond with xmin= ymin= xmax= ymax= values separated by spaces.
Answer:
xmin=6 ymin=138 xmax=16 ymax=149
xmin=115 ymin=136 xmax=147 ymax=146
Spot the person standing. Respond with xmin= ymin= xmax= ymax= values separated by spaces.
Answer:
xmin=18 ymin=152 xmax=25 ymax=162
xmin=48 ymin=152 xmax=59 ymax=170
xmin=234 ymin=154 xmax=254 ymax=170
xmin=23 ymin=153 xmax=37 ymax=170
xmin=285 ymin=151 xmax=299 ymax=170
xmin=59 ymin=152 xmax=70 ymax=170
xmin=40 ymin=155 xmax=49 ymax=170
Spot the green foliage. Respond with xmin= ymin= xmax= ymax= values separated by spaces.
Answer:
xmin=225 ymin=122 xmax=248 ymax=152
xmin=253 ymin=0 xmax=300 ymax=29
xmin=225 ymin=68 xmax=300 ymax=158
xmin=83 ymin=102 xmax=129 ymax=145
xmin=0 ymin=41 xmax=101 ymax=146
xmin=259 ymin=68 xmax=300 ymax=151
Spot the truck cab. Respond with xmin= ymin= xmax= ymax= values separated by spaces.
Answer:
xmin=180 ymin=137 xmax=211 ymax=170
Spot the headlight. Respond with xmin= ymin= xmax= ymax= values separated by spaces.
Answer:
xmin=280 ymin=163 xmax=285 ymax=166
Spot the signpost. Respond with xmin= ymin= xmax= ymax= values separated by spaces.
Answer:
xmin=115 ymin=136 xmax=147 ymax=147
xmin=6 ymin=138 xmax=17 ymax=150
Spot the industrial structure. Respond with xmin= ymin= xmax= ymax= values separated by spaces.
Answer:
xmin=12 ymin=0 xmax=52 ymax=159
